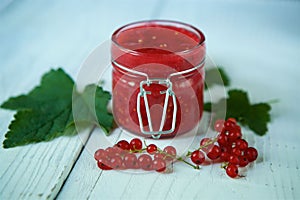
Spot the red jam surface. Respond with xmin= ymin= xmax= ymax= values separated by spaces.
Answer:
xmin=111 ymin=20 xmax=205 ymax=137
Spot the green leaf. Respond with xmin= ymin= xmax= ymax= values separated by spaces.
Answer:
xmin=246 ymin=103 xmax=271 ymax=136
xmin=72 ymin=84 xmax=113 ymax=134
xmin=1 ymin=68 xmax=113 ymax=148
xmin=205 ymin=89 xmax=272 ymax=135
xmin=203 ymin=102 xmax=212 ymax=112
xmin=226 ymin=90 xmax=250 ymax=119
xmin=3 ymin=109 xmax=75 ymax=148
xmin=205 ymin=67 xmax=230 ymax=89
xmin=1 ymin=68 xmax=74 ymax=112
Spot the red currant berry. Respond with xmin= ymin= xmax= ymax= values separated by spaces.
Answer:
xmin=191 ymin=150 xmax=205 ymax=165
xmin=97 ymin=159 xmax=112 ymax=170
xmin=214 ymin=119 xmax=225 ymax=132
xmin=110 ymin=155 xmax=123 ymax=169
xmin=105 ymin=147 xmax=119 ymax=156
xmin=224 ymin=120 xmax=236 ymax=131
xmin=207 ymin=145 xmax=221 ymax=160
xmin=116 ymin=140 xmax=130 ymax=150
xmin=163 ymin=146 xmax=177 ymax=160
xmin=130 ymin=138 xmax=143 ymax=151
xmin=200 ymin=138 xmax=214 ymax=153
xmin=239 ymin=156 xmax=249 ymax=167
xmin=220 ymin=145 xmax=232 ymax=153
xmin=226 ymin=164 xmax=239 ymax=178
xmin=217 ymin=133 xmax=228 ymax=147
xmin=228 ymin=130 xmax=242 ymax=142
xmin=234 ymin=125 xmax=241 ymax=133
xmin=152 ymin=158 xmax=167 ymax=172
xmin=231 ymin=147 xmax=242 ymax=157
xmin=236 ymin=139 xmax=248 ymax=150
xmin=123 ymin=153 xmax=138 ymax=169
xmin=245 ymin=147 xmax=258 ymax=162
xmin=94 ymin=149 xmax=107 ymax=160
xmin=146 ymin=144 xmax=158 ymax=154
xmin=220 ymin=152 xmax=230 ymax=162
xmin=154 ymin=153 xmax=165 ymax=160
xmin=227 ymin=118 xmax=237 ymax=124
xmin=138 ymin=154 xmax=152 ymax=170
xmin=228 ymin=155 xmax=240 ymax=165
xmin=112 ymin=146 xmax=125 ymax=156
xmin=221 ymin=128 xmax=228 ymax=135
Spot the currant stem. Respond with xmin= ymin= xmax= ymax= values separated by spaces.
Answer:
xmin=143 ymin=140 xmax=148 ymax=148
xmin=177 ymin=157 xmax=200 ymax=169
xmin=130 ymin=148 xmax=147 ymax=153
xmin=221 ymin=162 xmax=228 ymax=169
xmin=197 ymin=137 xmax=218 ymax=151
xmin=143 ymin=141 xmax=200 ymax=169
xmin=157 ymin=148 xmax=199 ymax=169
xmin=186 ymin=137 xmax=218 ymax=157
xmin=267 ymin=99 xmax=279 ymax=104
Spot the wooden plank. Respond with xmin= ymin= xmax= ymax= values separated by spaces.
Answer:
xmin=0 ymin=128 xmax=92 ymax=199
xmin=56 ymin=127 xmax=122 ymax=199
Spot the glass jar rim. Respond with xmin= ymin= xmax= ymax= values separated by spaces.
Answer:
xmin=111 ymin=19 xmax=206 ymax=56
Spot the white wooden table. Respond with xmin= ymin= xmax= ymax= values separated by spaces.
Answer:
xmin=1 ymin=0 xmax=300 ymax=199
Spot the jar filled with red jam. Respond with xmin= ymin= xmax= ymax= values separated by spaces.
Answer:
xmin=111 ymin=20 xmax=205 ymax=138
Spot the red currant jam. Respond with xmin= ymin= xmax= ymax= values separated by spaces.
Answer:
xmin=111 ymin=20 xmax=206 ymax=137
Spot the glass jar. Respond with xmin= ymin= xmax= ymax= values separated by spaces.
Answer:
xmin=111 ymin=20 xmax=206 ymax=138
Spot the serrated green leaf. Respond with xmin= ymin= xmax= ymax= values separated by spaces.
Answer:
xmin=246 ymin=103 xmax=271 ymax=136
xmin=72 ymin=84 xmax=113 ymax=134
xmin=3 ymin=109 xmax=75 ymax=148
xmin=1 ymin=68 xmax=74 ymax=111
xmin=1 ymin=68 xmax=113 ymax=148
xmin=226 ymin=90 xmax=250 ymax=119
xmin=205 ymin=67 xmax=230 ymax=89
xmin=205 ymin=89 xmax=272 ymax=135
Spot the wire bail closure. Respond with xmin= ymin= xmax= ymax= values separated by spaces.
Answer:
xmin=112 ymin=57 xmax=205 ymax=139
xmin=137 ymin=79 xmax=177 ymax=139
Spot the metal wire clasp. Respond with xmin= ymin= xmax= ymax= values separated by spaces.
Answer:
xmin=136 ymin=79 xmax=177 ymax=139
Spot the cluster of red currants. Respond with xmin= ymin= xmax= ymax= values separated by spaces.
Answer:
xmin=94 ymin=138 xmax=177 ymax=173
xmin=94 ymin=118 xmax=258 ymax=178
xmin=190 ymin=118 xmax=258 ymax=178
